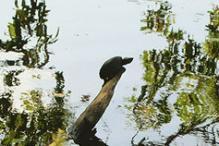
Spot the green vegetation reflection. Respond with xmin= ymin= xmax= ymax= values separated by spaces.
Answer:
xmin=128 ymin=2 xmax=219 ymax=146
xmin=0 ymin=0 xmax=58 ymax=68
xmin=0 ymin=0 xmax=70 ymax=145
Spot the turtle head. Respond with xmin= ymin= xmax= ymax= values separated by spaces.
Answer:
xmin=122 ymin=57 xmax=133 ymax=65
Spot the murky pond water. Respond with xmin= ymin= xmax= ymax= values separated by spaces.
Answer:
xmin=0 ymin=0 xmax=219 ymax=145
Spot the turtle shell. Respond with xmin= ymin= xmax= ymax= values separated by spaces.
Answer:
xmin=99 ymin=56 xmax=123 ymax=82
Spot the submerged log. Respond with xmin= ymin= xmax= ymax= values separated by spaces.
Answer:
xmin=70 ymin=68 xmax=126 ymax=144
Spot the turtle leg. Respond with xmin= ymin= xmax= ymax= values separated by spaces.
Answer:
xmin=121 ymin=66 xmax=126 ymax=72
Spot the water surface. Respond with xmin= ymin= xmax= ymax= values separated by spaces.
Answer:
xmin=0 ymin=0 xmax=219 ymax=145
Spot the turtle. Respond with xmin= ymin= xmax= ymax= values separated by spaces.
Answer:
xmin=99 ymin=56 xmax=133 ymax=85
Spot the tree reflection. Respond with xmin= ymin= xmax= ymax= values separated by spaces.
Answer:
xmin=204 ymin=7 xmax=219 ymax=59
xmin=0 ymin=0 xmax=58 ymax=68
xmin=4 ymin=70 xmax=22 ymax=86
xmin=128 ymin=2 xmax=219 ymax=146
xmin=0 ymin=0 xmax=70 ymax=145
xmin=141 ymin=1 xmax=174 ymax=34
xmin=0 ymin=72 xmax=70 ymax=145
xmin=0 ymin=73 xmax=70 ymax=145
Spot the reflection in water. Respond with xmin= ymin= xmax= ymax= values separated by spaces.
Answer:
xmin=0 ymin=88 xmax=70 ymax=145
xmin=127 ymin=2 xmax=219 ymax=146
xmin=0 ymin=0 xmax=70 ymax=145
xmin=141 ymin=1 xmax=174 ymax=34
xmin=4 ymin=70 xmax=22 ymax=86
xmin=1 ymin=0 xmax=219 ymax=145
xmin=204 ymin=7 xmax=219 ymax=59
xmin=0 ymin=0 xmax=58 ymax=68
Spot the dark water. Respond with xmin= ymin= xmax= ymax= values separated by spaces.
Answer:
xmin=0 ymin=0 xmax=219 ymax=145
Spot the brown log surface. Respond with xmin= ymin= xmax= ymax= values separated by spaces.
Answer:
xmin=70 ymin=68 xmax=125 ymax=143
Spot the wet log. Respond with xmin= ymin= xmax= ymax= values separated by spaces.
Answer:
xmin=70 ymin=68 xmax=126 ymax=144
